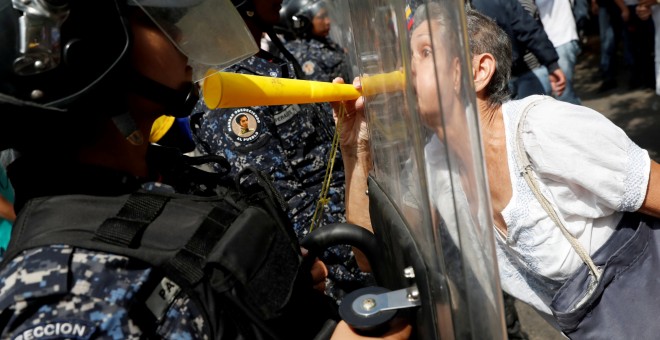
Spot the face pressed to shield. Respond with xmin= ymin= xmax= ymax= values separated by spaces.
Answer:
xmin=335 ymin=0 xmax=506 ymax=338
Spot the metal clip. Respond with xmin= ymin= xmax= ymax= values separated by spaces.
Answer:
xmin=351 ymin=285 xmax=422 ymax=317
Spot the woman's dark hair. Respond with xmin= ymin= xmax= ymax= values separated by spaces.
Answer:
xmin=465 ymin=9 xmax=512 ymax=108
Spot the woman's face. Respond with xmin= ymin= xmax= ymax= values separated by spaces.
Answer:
xmin=410 ymin=20 xmax=460 ymax=130
xmin=311 ymin=8 xmax=331 ymax=37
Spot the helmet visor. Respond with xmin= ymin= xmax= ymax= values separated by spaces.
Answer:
xmin=130 ymin=0 xmax=258 ymax=81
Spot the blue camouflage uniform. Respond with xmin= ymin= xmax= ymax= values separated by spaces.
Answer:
xmin=0 ymin=147 xmax=341 ymax=339
xmin=0 ymin=246 xmax=209 ymax=339
xmin=192 ymin=51 xmax=367 ymax=299
xmin=0 ymin=157 xmax=210 ymax=339
xmin=284 ymin=37 xmax=349 ymax=82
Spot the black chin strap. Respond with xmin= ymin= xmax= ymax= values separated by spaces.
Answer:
xmin=128 ymin=72 xmax=199 ymax=118
xmin=112 ymin=72 xmax=199 ymax=146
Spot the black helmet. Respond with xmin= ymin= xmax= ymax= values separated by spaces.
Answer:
xmin=0 ymin=0 xmax=131 ymax=110
xmin=279 ymin=0 xmax=327 ymax=39
xmin=0 ymin=0 xmax=256 ymax=151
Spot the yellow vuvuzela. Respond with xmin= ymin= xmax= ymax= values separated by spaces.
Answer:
xmin=202 ymin=69 xmax=405 ymax=109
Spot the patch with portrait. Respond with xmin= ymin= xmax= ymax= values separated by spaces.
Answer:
xmin=302 ymin=61 xmax=316 ymax=76
xmin=228 ymin=109 xmax=261 ymax=142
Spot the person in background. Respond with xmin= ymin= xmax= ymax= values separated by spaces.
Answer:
xmin=635 ymin=0 xmax=660 ymax=96
xmin=573 ymin=0 xmax=592 ymax=44
xmin=591 ymin=0 xmax=629 ymax=92
xmin=0 ymin=163 xmax=14 ymax=254
xmin=0 ymin=149 xmax=16 ymax=254
xmin=515 ymin=0 xmax=553 ymax=97
xmin=193 ymin=0 xmax=369 ymax=301
xmin=282 ymin=0 xmax=351 ymax=82
xmin=536 ymin=0 xmax=582 ymax=104
xmin=621 ymin=0 xmax=656 ymax=90
xmin=470 ymin=0 xmax=566 ymax=100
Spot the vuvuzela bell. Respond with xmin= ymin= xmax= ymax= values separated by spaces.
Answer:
xmin=202 ymin=70 xmax=405 ymax=109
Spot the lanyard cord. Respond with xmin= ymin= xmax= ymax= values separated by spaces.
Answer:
xmin=309 ymin=103 xmax=346 ymax=232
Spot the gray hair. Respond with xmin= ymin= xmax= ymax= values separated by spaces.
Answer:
xmin=413 ymin=4 xmax=511 ymax=108
xmin=465 ymin=8 xmax=512 ymax=108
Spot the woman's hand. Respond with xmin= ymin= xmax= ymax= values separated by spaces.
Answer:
xmin=331 ymin=77 xmax=369 ymax=155
xmin=331 ymin=77 xmax=374 ymax=272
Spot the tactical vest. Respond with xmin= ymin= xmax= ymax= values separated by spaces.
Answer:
xmin=0 ymin=162 xmax=338 ymax=339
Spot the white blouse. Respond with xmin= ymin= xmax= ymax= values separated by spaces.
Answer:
xmin=497 ymin=95 xmax=651 ymax=317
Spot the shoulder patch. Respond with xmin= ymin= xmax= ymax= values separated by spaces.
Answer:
xmin=13 ymin=320 xmax=96 ymax=340
xmin=228 ymin=109 xmax=261 ymax=143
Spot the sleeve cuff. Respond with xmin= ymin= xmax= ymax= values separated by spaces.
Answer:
xmin=545 ymin=62 xmax=560 ymax=73
xmin=619 ymin=139 xmax=651 ymax=211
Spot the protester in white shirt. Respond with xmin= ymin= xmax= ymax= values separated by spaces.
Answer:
xmin=334 ymin=3 xmax=660 ymax=330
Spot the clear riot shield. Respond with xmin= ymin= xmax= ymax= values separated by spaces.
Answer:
xmin=326 ymin=0 xmax=359 ymax=80
xmin=337 ymin=0 xmax=506 ymax=338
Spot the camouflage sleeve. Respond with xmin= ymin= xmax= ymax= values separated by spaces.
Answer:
xmin=0 ymin=246 xmax=208 ymax=339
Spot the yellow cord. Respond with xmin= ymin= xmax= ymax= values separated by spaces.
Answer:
xmin=309 ymin=103 xmax=346 ymax=232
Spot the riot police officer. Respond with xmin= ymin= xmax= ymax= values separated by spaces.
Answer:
xmin=192 ymin=0 xmax=369 ymax=301
xmin=281 ymin=0 xmax=351 ymax=82
xmin=0 ymin=0 xmax=341 ymax=338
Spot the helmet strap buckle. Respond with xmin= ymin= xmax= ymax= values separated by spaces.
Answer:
xmin=112 ymin=112 xmax=144 ymax=146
